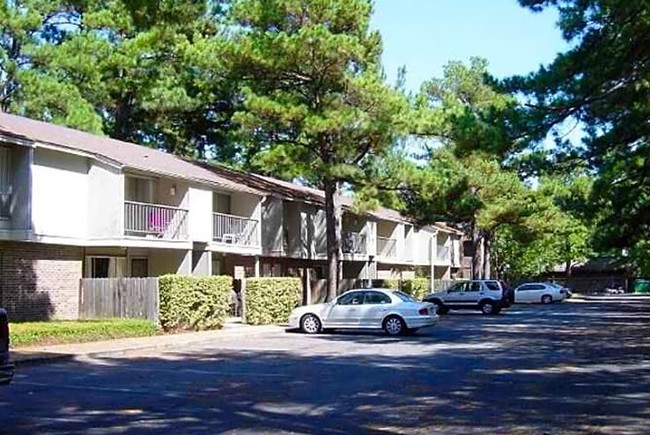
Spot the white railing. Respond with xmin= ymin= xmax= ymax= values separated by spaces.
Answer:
xmin=342 ymin=231 xmax=367 ymax=255
xmin=213 ymin=212 xmax=259 ymax=247
xmin=437 ymin=245 xmax=451 ymax=263
xmin=376 ymin=237 xmax=397 ymax=258
xmin=124 ymin=201 xmax=188 ymax=240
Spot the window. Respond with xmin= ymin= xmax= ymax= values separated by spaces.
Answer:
xmin=364 ymin=291 xmax=391 ymax=305
xmin=393 ymin=291 xmax=418 ymax=303
xmin=0 ymin=147 xmax=12 ymax=219
xmin=213 ymin=192 xmax=231 ymax=214
xmin=131 ymin=258 xmax=148 ymax=278
xmin=87 ymin=257 xmax=127 ymax=278
xmin=337 ymin=292 xmax=364 ymax=305
xmin=448 ymin=282 xmax=467 ymax=293
xmin=126 ymin=177 xmax=155 ymax=203
xmin=485 ymin=281 xmax=501 ymax=291
xmin=517 ymin=284 xmax=534 ymax=291
xmin=467 ymin=282 xmax=482 ymax=292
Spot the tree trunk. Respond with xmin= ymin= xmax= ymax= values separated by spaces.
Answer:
xmin=471 ymin=224 xmax=483 ymax=280
xmin=483 ymin=232 xmax=492 ymax=279
xmin=324 ymin=180 xmax=342 ymax=301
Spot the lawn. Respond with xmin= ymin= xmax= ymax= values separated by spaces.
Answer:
xmin=10 ymin=319 xmax=160 ymax=348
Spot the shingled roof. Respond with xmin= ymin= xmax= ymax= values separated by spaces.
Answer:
xmin=0 ymin=112 xmax=262 ymax=195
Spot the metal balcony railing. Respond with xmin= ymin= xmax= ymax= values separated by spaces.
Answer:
xmin=124 ymin=201 xmax=188 ymax=240
xmin=213 ymin=212 xmax=259 ymax=247
xmin=376 ymin=236 xmax=397 ymax=258
xmin=342 ymin=231 xmax=367 ymax=255
xmin=437 ymin=245 xmax=451 ymax=263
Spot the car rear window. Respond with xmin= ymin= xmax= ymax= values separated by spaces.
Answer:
xmin=485 ymin=281 xmax=501 ymax=291
xmin=393 ymin=291 xmax=419 ymax=303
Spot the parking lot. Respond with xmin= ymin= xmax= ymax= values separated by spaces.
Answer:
xmin=2 ymin=299 xmax=650 ymax=434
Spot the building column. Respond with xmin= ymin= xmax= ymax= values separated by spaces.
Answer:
xmin=254 ymin=255 xmax=260 ymax=277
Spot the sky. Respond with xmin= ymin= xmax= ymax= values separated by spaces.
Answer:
xmin=370 ymin=0 xmax=569 ymax=93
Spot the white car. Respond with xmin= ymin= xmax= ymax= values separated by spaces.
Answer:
xmin=514 ymin=282 xmax=568 ymax=304
xmin=288 ymin=289 xmax=439 ymax=336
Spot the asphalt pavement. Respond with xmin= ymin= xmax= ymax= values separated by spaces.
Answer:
xmin=1 ymin=299 xmax=649 ymax=434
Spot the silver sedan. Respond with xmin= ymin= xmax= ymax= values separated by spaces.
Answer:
xmin=288 ymin=288 xmax=439 ymax=336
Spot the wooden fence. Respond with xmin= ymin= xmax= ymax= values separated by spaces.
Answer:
xmin=79 ymin=278 xmax=160 ymax=324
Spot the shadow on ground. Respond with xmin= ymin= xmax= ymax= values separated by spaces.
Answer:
xmin=1 ymin=301 xmax=650 ymax=434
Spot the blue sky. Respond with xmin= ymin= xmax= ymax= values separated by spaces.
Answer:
xmin=371 ymin=0 xmax=569 ymax=92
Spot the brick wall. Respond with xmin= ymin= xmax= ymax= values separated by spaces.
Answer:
xmin=0 ymin=242 xmax=83 ymax=321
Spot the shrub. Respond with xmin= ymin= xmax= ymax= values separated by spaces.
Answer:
xmin=10 ymin=319 xmax=158 ymax=348
xmin=402 ymin=278 xmax=431 ymax=300
xmin=372 ymin=278 xmax=430 ymax=300
xmin=245 ymin=277 xmax=301 ymax=325
xmin=159 ymin=275 xmax=232 ymax=331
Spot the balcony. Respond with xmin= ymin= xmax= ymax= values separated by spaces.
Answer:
xmin=376 ymin=237 xmax=397 ymax=258
xmin=124 ymin=201 xmax=188 ymax=240
xmin=437 ymin=245 xmax=451 ymax=263
xmin=213 ymin=212 xmax=259 ymax=247
xmin=342 ymin=231 xmax=367 ymax=255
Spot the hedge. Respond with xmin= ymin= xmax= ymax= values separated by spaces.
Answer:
xmin=401 ymin=278 xmax=431 ymax=300
xmin=159 ymin=275 xmax=232 ymax=331
xmin=10 ymin=319 xmax=158 ymax=348
xmin=245 ymin=277 xmax=301 ymax=325
xmin=373 ymin=278 xmax=431 ymax=300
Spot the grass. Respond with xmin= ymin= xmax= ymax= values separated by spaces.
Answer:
xmin=9 ymin=319 xmax=160 ymax=348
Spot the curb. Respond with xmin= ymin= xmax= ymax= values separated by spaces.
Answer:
xmin=12 ymin=325 xmax=284 ymax=368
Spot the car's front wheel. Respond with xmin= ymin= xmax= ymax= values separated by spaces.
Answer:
xmin=541 ymin=294 xmax=553 ymax=304
xmin=300 ymin=314 xmax=321 ymax=334
xmin=383 ymin=315 xmax=406 ymax=336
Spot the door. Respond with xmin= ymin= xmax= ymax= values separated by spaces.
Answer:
xmin=463 ymin=281 xmax=483 ymax=305
xmin=516 ymin=284 xmax=535 ymax=302
xmin=358 ymin=291 xmax=393 ymax=328
xmin=445 ymin=282 xmax=467 ymax=305
xmin=325 ymin=291 xmax=364 ymax=327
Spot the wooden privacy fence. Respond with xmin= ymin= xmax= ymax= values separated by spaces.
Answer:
xmin=79 ymin=278 xmax=160 ymax=324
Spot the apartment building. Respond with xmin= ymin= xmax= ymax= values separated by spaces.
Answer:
xmin=0 ymin=112 xmax=462 ymax=320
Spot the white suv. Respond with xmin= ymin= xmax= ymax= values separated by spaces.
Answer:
xmin=423 ymin=280 xmax=508 ymax=315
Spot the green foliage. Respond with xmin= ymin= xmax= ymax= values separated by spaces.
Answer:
xmin=510 ymin=0 xmax=650 ymax=255
xmin=401 ymin=278 xmax=430 ymax=300
xmin=1 ymin=0 xmax=242 ymax=160
xmin=372 ymin=278 xmax=430 ymax=300
xmin=245 ymin=278 xmax=301 ymax=325
xmin=10 ymin=319 xmax=158 ymax=348
xmin=159 ymin=275 xmax=232 ymax=331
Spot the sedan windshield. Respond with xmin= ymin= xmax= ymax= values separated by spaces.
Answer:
xmin=393 ymin=291 xmax=419 ymax=303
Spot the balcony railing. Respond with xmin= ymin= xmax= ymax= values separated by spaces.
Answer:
xmin=376 ymin=236 xmax=397 ymax=258
xmin=213 ymin=212 xmax=259 ymax=247
xmin=437 ymin=245 xmax=451 ymax=263
xmin=342 ymin=231 xmax=367 ymax=255
xmin=124 ymin=201 xmax=188 ymax=240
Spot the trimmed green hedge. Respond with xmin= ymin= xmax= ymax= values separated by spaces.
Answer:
xmin=402 ymin=278 xmax=431 ymax=300
xmin=245 ymin=278 xmax=301 ymax=325
xmin=10 ymin=319 xmax=158 ymax=348
xmin=159 ymin=275 xmax=232 ymax=331
xmin=373 ymin=278 xmax=431 ymax=300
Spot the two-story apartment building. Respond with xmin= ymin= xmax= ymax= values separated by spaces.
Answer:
xmin=0 ymin=112 xmax=463 ymax=320
xmin=0 ymin=113 xmax=265 ymax=320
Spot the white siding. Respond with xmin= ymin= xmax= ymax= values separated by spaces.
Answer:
xmin=87 ymin=161 xmax=122 ymax=238
xmin=31 ymin=148 xmax=89 ymax=238
xmin=188 ymin=187 xmax=213 ymax=242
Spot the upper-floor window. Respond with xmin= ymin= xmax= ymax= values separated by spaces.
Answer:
xmin=125 ymin=176 xmax=156 ymax=203
xmin=0 ymin=147 xmax=12 ymax=219
xmin=213 ymin=192 xmax=231 ymax=214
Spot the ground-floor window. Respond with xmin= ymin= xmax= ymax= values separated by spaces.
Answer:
xmin=130 ymin=258 xmax=149 ymax=278
xmin=85 ymin=256 xmax=127 ymax=278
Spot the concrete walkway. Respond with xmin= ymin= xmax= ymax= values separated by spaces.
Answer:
xmin=11 ymin=323 xmax=284 ymax=366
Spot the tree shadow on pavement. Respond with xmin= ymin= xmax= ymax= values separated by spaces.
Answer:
xmin=1 ymin=301 xmax=649 ymax=434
